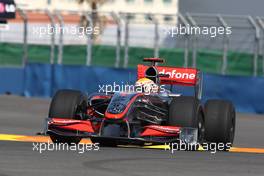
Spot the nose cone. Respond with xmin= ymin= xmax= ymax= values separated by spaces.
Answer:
xmin=105 ymin=92 xmax=140 ymax=119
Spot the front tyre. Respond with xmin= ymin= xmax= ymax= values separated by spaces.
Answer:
xmin=168 ymin=96 xmax=205 ymax=143
xmin=48 ymin=89 xmax=88 ymax=144
xmin=49 ymin=89 xmax=88 ymax=120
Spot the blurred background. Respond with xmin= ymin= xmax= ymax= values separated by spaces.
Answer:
xmin=1 ymin=0 xmax=264 ymax=114
xmin=1 ymin=0 xmax=264 ymax=76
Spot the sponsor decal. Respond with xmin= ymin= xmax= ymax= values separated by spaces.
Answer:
xmin=0 ymin=3 xmax=15 ymax=13
xmin=0 ymin=3 xmax=4 ymax=13
xmin=0 ymin=1 xmax=16 ymax=19
xmin=159 ymin=69 xmax=196 ymax=80
xmin=137 ymin=64 xmax=198 ymax=85
xmin=5 ymin=3 xmax=15 ymax=13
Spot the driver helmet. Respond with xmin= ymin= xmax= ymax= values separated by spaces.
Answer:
xmin=135 ymin=78 xmax=159 ymax=94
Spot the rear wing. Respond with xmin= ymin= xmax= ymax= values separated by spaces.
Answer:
xmin=137 ymin=64 xmax=203 ymax=99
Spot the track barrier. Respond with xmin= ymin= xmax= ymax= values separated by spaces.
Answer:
xmin=0 ymin=63 xmax=264 ymax=114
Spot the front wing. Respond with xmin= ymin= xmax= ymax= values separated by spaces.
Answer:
xmin=45 ymin=118 xmax=198 ymax=146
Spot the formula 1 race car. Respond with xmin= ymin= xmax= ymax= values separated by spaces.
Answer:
xmin=44 ymin=58 xmax=236 ymax=147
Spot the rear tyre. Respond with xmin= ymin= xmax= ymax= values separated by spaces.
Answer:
xmin=168 ymin=96 xmax=205 ymax=143
xmin=204 ymin=100 xmax=236 ymax=148
xmin=48 ymin=89 xmax=88 ymax=144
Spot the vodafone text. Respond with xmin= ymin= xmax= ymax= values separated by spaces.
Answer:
xmin=159 ymin=69 xmax=196 ymax=80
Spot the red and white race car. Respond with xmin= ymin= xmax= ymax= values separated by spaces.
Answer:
xmin=44 ymin=58 xmax=236 ymax=148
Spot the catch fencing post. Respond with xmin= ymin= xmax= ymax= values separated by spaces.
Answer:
xmin=46 ymin=10 xmax=56 ymax=64
xmin=123 ymin=13 xmax=130 ymax=68
xmin=56 ymin=12 xmax=64 ymax=65
xmin=248 ymin=16 xmax=260 ymax=76
xmin=17 ymin=9 xmax=28 ymax=67
xmin=218 ymin=14 xmax=229 ymax=75
xmin=256 ymin=17 xmax=264 ymax=76
xmin=179 ymin=13 xmax=190 ymax=67
xmin=84 ymin=13 xmax=93 ymax=66
xmin=111 ymin=12 xmax=121 ymax=68
xmin=151 ymin=14 xmax=159 ymax=58
xmin=186 ymin=13 xmax=198 ymax=68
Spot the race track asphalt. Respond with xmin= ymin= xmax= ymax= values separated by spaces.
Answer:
xmin=0 ymin=95 xmax=263 ymax=176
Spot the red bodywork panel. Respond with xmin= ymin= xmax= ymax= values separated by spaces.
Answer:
xmin=138 ymin=64 xmax=198 ymax=86
xmin=48 ymin=119 xmax=181 ymax=138
xmin=140 ymin=125 xmax=181 ymax=137
xmin=49 ymin=118 xmax=95 ymax=133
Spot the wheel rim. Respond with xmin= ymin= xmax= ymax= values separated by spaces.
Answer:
xmin=198 ymin=112 xmax=205 ymax=143
xmin=229 ymin=110 xmax=236 ymax=144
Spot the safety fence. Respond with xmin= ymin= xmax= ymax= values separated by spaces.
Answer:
xmin=0 ymin=43 xmax=262 ymax=76
xmin=0 ymin=63 xmax=264 ymax=114
xmin=1 ymin=10 xmax=264 ymax=76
